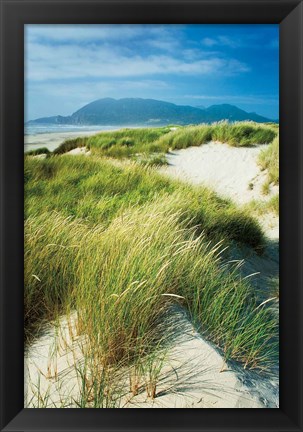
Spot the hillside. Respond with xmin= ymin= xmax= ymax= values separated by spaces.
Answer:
xmin=28 ymin=98 xmax=273 ymax=126
xmin=25 ymin=122 xmax=279 ymax=408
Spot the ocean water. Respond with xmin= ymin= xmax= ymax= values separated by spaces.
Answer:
xmin=25 ymin=124 xmax=121 ymax=135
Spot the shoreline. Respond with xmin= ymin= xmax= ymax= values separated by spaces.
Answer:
xmin=25 ymin=130 xmax=106 ymax=153
xmin=24 ymin=125 xmax=157 ymax=153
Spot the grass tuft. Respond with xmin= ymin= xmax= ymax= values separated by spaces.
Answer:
xmin=258 ymin=135 xmax=279 ymax=187
xmin=245 ymin=195 xmax=279 ymax=217
xmin=135 ymin=153 xmax=168 ymax=167
xmin=25 ymin=147 xmax=51 ymax=156
xmin=53 ymin=137 xmax=89 ymax=155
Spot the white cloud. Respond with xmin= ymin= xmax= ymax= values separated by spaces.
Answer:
xmin=202 ymin=34 xmax=278 ymax=50
xmin=26 ymin=24 xmax=151 ymax=43
xmin=147 ymin=39 xmax=179 ymax=52
xmin=25 ymin=24 xmax=249 ymax=82
xmin=202 ymin=36 xmax=241 ymax=48
xmin=25 ymin=41 xmax=249 ymax=81
xmin=25 ymin=24 xmax=185 ymax=47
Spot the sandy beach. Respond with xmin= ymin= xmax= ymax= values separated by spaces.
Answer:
xmin=24 ymin=125 xmax=145 ymax=153
xmin=24 ymin=130 xmax=102 ymax=153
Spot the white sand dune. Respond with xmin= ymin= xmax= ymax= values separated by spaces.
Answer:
xmin=162 ymin=142 xmax=278 ymax=205
xmin=124 ymin=307 xmax=278 ymax=408
xmin=25 ymin=308 xmax=278 ymax=409
xmin=65 ymin=146 xmax=91 ymax=156
xmin=25 ymin=314 xmax=86 ymax=408
xmin=161 ymin=141 xmax=279 ymax=240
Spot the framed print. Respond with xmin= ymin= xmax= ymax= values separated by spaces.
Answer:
xmin=0 ymin=0 xmax=302 ymax=431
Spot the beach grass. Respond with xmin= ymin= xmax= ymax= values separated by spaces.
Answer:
xmin=24 ymin=154 xmax=278 ymax=375
xmin=24 ymin=121 xmax=279 ymax=407
xmin=25 ymin=199 xmax=277 ymax=373
xmin=135 ymin=153 xmax=169 ymax=167
xmin=25 ymin=156 xmax=264 ymax=249
xmin=53 ymin=136 xmax=89 ymax=155
xmin=25 ymin=147 xmax=51 ymax=156
xmin=245 ymin=194 xmax=279 ymax=217
xmin=159 ymin=122 xmax=277 ymax=150
xmin=258 ymin=135 xmax=279 ymax=193
xmin=53 ymin=122 xmax=278 ymax=160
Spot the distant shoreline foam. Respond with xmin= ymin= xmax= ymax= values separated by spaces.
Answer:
xmin=24 ymin=125 xmax=142 ymax=153
xmin=25 ymin=124 xmax=127 ymax=136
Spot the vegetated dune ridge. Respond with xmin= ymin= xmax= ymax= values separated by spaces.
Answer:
xmin=160 ymin=138 xmax=279 ymax=317
xmin=24 ymin=124 xmax=279 ymax=409
xmin=161 ymin=141 xmax=278 ymax=239
xmin=159 ymin=138 xmax=279 ymax=406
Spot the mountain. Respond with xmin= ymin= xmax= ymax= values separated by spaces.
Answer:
xmin=195 ymin=105 xmax=206 ymax=110
xmin=200 ymin=104 xmax=271 ymax=123
xmin=28 ymin=98 xmax=274 ymax=126
xmin=69 ymin=98 xmax=207 ymax=125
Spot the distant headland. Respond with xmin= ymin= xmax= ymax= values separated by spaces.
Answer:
xmin=27 ymin=98 xmax=276 ymax=126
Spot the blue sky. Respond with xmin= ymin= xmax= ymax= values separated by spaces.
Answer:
xmin=25 ymin=24 xmax=279 ymax=121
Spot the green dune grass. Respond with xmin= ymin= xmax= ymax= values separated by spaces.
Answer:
xmin=24 ymin=155 xmax=278 ymax=374
xmin=52 ymin=136 xmax=89 ymax=155
xmin=156 ymin=122 xmax=276 ymax=150
xmin=245 ymin=194 xmax=279 ymax=217
xmin=52 ymin=122 xmax=278 ymax=160
xmin=258 ymin=135 xmax=279 ymax=193
xmin=25 ymin=147 xmax=51 ymax=156
xmin=25 ymin=200 xmax=277 ymax=373
xmin=25 ymin=156 xmax=264 ymax=249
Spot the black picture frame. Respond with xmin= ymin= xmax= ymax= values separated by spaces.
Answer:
xmin=0 ymin=0 xmax=302 ymax=431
